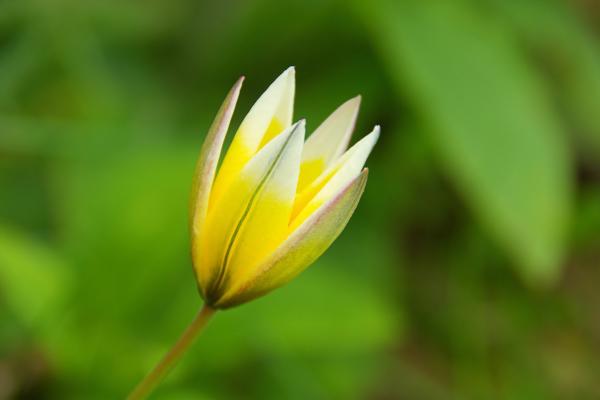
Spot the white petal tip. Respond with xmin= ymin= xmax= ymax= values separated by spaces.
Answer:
xmin=284 ymin=66 xmax=296 ymax=76
xmin=366 ymin=125 xmax=381 ymax=144
xmin=290 ymin=119 xmax=306 ymax=140
xmin=372 ymin=125 xmax=381 ymax=138
xmin=338 ymin=95 xmax=361 ymax=111
xmin=234 ymin=76 xmax=245 ymax=89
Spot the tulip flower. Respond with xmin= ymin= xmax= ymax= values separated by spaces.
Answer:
xmin=128 ymin=68 xmax=379 ymax=399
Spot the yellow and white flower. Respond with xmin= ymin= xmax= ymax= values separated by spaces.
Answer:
xmin=190 ymin=67 xmax=379 ymax=308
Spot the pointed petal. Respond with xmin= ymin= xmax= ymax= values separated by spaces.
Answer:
xmin=291 ymin=126 xmax=379 ymax=229
xmin=216 ymin=169 xmax=369 ymax=308
xmin=209 ymin=68 xmax=295 ymax=206
xmin=223 ymin=121 xmax=305 ymax=289
xmin=190 ymin=76 xmax=244 ymax=239
xmin=197 ymin=121 xmax=305 ymax=302
xmin=298 ymin=96 xmax=361 ymax=191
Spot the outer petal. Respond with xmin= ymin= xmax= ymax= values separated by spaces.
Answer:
xmin=215 ymin=169 xmax=369 ymax=308
xmin=209 ymin=67 xmax=295 ymax=206
xmin=190 ymin=76 xmax=243 ymax=251
xmin=291 ymin=126 xmax=380 ymax=229
xmin=298 ymin=96 xmax=361 ymax=191
xmin=198 ymin=121 xmax=305 ymax=303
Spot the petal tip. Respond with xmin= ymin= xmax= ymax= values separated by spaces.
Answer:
xmin=371 ymin=125 xmax=381 ymax=141
xmin=339 ymin=95 xmax=361 ymax=114
xmin=288 ymin=119 xmax=306 ymax=142
xmin=356 ymin=126 xmax=380 ymax=150
xmin=231 ymin=76 xmax=245 ymax=94
xmin=350 ymin=94 xmax=362 ymax=105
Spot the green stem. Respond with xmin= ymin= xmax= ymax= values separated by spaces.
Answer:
xmin=127 ymin=305 xmax=217 ymax=400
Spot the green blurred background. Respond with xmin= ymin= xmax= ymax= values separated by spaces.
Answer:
xmin=1 ymin=0 xmax=600 ymax=398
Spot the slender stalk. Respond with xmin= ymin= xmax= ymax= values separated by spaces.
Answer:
xmin=128 ymin=305 xmax=217 ymax=400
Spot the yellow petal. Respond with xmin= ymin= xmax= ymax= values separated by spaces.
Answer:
xmin=198 ymin=121 xmax=305 ymax=302
xmin=297 ymin=96 xmax=361 ymax=191
xmin=190 ymin=77 xmax=244 ymax=286
xmin=223 ymin=121 xmax=305 ymax=290
xmin=215 ymin=169 xmax=369 ymax=308
xmin=291 ymin=126 xmax=379 ymax=229
xmin=209 ymin=67 xmax=295 ymax=207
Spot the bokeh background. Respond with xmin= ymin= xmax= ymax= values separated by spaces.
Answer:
xmin=1 ymin=0 xmax=600 ymax=398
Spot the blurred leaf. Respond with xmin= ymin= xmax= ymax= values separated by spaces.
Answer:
xmin=0 ymin=226 xmax=70 ymax=331
xmin=57 ymin=142 xmax=195 ymax=324
xmin=489 ymin=0 xmax=600 ymax=157
xmin=45 ymin=143 xmax=198 ymax=396
xmin=0 ymin=32 xmax=43 ymax=106
xmin=156 ymin=391 xmax=212 ymax=400
xmin=572 ymin=187 xmax=600 ymax=247
xmin=361 ymin=0 xmax=573 ymax=286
